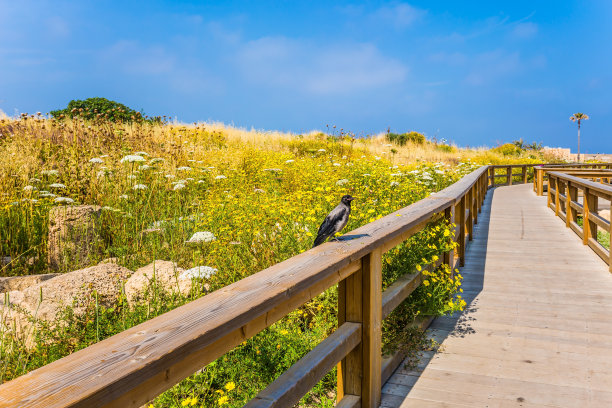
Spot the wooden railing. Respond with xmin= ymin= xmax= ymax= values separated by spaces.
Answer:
xmin=534 ymin=163 xmax=612 ymax=196
xmin=0 ymin=162 xmax=597 ymax=408
xmin=487 ymin=164 xmax=537 ymax=187
xmin=0 ymin=167 xmax=492 ymax=408
xmin=547 ymin=171 xmax=612 ymax=272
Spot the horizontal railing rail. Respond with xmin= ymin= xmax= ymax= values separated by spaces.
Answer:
xmin=547 ymin=171 xmax=612 ymax=271
xmin=534 ymin=164 xmax=612 ymax=196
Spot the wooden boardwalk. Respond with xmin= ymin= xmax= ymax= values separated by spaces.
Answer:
xmin=382 ymin=183 xmax=612 ymax=407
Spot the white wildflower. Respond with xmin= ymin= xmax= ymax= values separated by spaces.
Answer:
xmin=150 ymin=158 xmax=164 ymax=164
xmin=375 ymin=156 xmax=381 ymax=160
xmin=198 ymin=180 xmax=206 ymax=184
xmin=215 ymin=175 xmax=227 ymax=180
xmin=48 ymin=183 xmax=66 ymax=189
xmin=134 ymin=151 xmax=149 ymax=156
xmin=165 ymin=174 xmax=176 ymax=179
xmin=127 ymin=175 xmax=137 ymax=180
xmin=173 ymin=183 xmax=186 ymax=190
xmin=177 ymin=166 xmax=192 ymax=171
xmin=435 ymin=169 xmax=445 ymax=175
xmin=119 ymin=194 xmax=129 ymax=199
xmin=318 ymin=149 xmax=326 ymax=152
xmin=140 ymin=164 xmax=151 ymax=171
xmin=254 ymin=188 xmax=265 ymax=193
xmin=133 ymin=184 xmax=147 ymax=190
xmin=285 ymin=159 xmax=294 ymax=163
xmin=29 ymin=178 xmax=41 ymax=183
xmin=180 ymin=266 xmax=218 ymax=280
xmin=41 ymin=169 xmax=59 ymax=176
xmin=336 ymin=179 xmax=349 ymax=186
xmin=186 ymin=231 xmax=216 ymax=243
xmin=23 ymin=185 xmax=36 ymax=192
xmin=40 ymin=192 xmax=56 ymax=198
xmin=120 ymin=155 xmax=145 ymax=163
xmin=362 ymin=174 xmax=371 ymax=177
xmin=54 ymin=197 xmax=74 ymax=204
xmin=89 ymin=157 xmax=104 ymax=164
xmin=390 ymin=181 xmax=400 ymax=187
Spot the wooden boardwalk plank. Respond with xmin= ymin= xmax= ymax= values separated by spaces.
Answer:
xmin=383 ymin=184 xmax=612 ymax=407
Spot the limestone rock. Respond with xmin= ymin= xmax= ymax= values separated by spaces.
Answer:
xmin=48 ymin=205 xmax=103 ymax=271
xmin=0 ymin=273 xmax=59 ymax=293
xmin=124 ymin=260 xmax=195 ymax=305
xmin=0 ymin=263 xmax=132 ymax=346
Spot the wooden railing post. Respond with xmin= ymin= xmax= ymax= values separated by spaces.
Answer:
xmin=458 ymin=196 xmax=466 ymax=266
xmin=547 ymin=175 xmax=553 ymax=209
xmin=507 ymin=166 xmax=512 ymax=185
xmin=467 ymin=188 xmax=473 ymax=241
xmin=337 ymin=249 xmax=382 ymax=408
xmin=489 ymin=167 xmax=495 ymax=187
xmin=522 ymin=165 xmax=528 ymax=183
xmin=362 ymin=249 xmax=382 ymax=408
xmin=472 ymin=185 xmax=478 ymax=226
xmin=443 ymin=206 xmax=455 ymax=268
xmin=609 ymin=200 xmax=612 ymax=273
xmin=566 ymin=182 xmax=577 ymax=228
xmin=537 ymin=168 xmax=544 ymax=196
xmin=583 ymin=189 xmax=598 ymax=246
xmin=555 ymin=179 xmax=560 ymax=216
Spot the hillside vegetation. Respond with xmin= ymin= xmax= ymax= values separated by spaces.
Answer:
xmin=0 ymin=114 xmax=548 ymax=406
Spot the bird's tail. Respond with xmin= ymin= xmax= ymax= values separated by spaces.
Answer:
xmin=312 ymin=235 xmax=326 ymax=248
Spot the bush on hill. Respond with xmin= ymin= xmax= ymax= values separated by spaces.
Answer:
xmin=387 ymin=131 xmax=426 ymax=146
xmin=50 ymin=97 xmax=146 ymax=123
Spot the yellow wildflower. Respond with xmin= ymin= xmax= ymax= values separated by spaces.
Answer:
xmin=225 ymin=382 xmax=236 ymax=391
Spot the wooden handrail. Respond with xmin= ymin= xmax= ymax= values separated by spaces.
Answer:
xmin=533 ymin=164 xmax=612 ymax=196
xmin=546 ymin=171 xmax=612 ymax=272
xmin=0 ymin=166 xmax=493 ymax=408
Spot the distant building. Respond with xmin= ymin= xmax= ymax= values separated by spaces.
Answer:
xmin=542 ymin=147 xmax=611 ymax=163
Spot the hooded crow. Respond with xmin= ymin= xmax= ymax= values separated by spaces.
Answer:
xmin=312 ymin=195 xmax=354 ymax=247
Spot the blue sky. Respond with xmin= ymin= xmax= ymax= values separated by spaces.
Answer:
xmin=1 ymin=1 xmax=611 ymax=152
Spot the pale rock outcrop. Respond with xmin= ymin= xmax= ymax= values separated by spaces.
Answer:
xmin=124 ymin=260 xmax=209 ymax=305
xmin=48 ymin=205 xmax=103 ymax=270
xmin=0 ymin=273 xmax=59 ymax=293
xmin=0 ymin=263 xmax=131 ymax=346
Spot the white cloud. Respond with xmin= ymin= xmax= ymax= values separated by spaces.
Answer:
xmin=101 ymin=41 xmax=176 ymax=75
xmin=46 ymin=16 xmax=70 ymax=38
xmin=372 ymin=3 xmax=425 ymax=29
xmin=236 ymin=37 xmax=407 ymax=95
xmin=511 ymin=22 xmax=538 ymax=39
xmin=463 ymin=50 xmax=545 ymax=86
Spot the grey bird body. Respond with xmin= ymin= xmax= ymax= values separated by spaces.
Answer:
xmin=313 ymin=195 xmax=354 ymax=247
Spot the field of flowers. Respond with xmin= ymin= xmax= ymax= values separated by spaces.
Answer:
xmin=0 ymin=115 xmax=536 ymax=406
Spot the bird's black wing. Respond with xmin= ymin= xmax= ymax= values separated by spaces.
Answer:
xmin=313 ymin=204 xmax=348 ymax=247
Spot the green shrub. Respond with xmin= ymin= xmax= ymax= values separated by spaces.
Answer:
xmin=50 ymin=97 xmax=145 ymax=123
xmin=387 ymin=131 xmax=426 ymax=146
xmin=494 ymin=143 xmax=522 ymax=156
xmin=436 ymin=144 xmax=456 ymax=153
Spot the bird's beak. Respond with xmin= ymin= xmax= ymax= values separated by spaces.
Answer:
xmin=349 ymin=197 xmax=355 ymax=201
